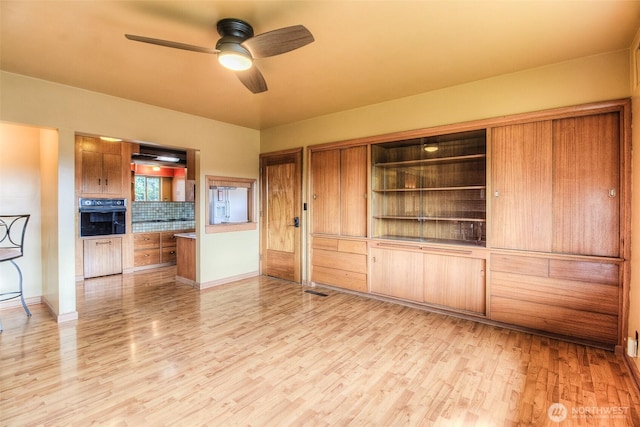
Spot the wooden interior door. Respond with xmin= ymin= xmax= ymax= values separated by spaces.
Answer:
xmin=260 ymin=149 xmax=302 ymax=282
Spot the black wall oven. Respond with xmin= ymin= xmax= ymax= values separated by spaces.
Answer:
xmin=79 ymin=198 xmax=126 ymax=237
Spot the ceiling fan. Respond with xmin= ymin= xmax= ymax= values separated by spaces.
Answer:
xmin=125 ymin=18 xmax=314 ymax=94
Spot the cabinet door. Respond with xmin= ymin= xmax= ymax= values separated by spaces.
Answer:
xmin=311 ymin=149 xmax=340 ymax=235
xmin=340 ymin=146 xmax=367 ymax=237
xmin=101 ymin=152 xmax=123 ymax=195
xmin=552 ymin=113 xmax=620 ymax=257
xmin=491 ymin=121 xmax=553 ymax=251
xmin=424 ymin=254 xmax=485 ymax=314
xmin=81 ymin=151 xmax=104 ymax=194
xmin=83 ymin=237 xmax=122 ymax=278
xmin=370 ymin=247 xmax=423 ymax=301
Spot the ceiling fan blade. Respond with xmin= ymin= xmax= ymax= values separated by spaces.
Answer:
xmin=236 ymin=67 xmax=268 ymax=93
xmin=242 ymin=25 xmax=314 ymax=58
xmin=125 ymin=34 xmax=218 ymax=54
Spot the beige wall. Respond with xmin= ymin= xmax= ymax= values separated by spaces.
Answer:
xmin=1 ymin=71 xmax=260 ymax=318
xmin=0 ymin=123 xmax=43 ymax=306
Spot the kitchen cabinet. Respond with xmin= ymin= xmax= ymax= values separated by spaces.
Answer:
xmin=78 ymin=136 xmax=123 ymax=196
xmin=176 ymin=233 xmax=196 ymax=282
xmin=133 ymin=229 xmax=193 ymax=268
xmin=491 ymin=112 xmax=621 ymax=257
xmin=83 ymin=237 xmax=122 ymax=278
xmin=310 ymin=145 xmax=367 ymax=237
xmin=370 ymin=245 xmax=423 ymax=301
xmin=371 ymin=130 xmax=486 ymax=245
xmin=311 ymin=237 xmax=367 ymax=292
xmin=133 ymin=232 xmax=161 ymax=267
xmin=490 ymin=253 xmax=619 ymax=344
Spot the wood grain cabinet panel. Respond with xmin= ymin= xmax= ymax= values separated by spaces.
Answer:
xmin=311 ymin=150 xmax=340 ymax=235
xmin=370 ymin=247 xmax=423 ymax=301
xmin=552 ymin=113 xmax=620 ymax=257
xmin=79 ymin=137 xmax=123 ymax=196
xmin=310 ymin=145 xmax=367 ymax=237
xmin=83 ymin=237 xmax=122 ymax=278
xmin=424 ymin=254 xmax=485 ymax=314
xmin=311 ymin=238 xmax=367 ymax=292
xmin=490 ymin=253 xmax=619 ymax=345
xmin=491 ymin=121 xmax=553 ymax=252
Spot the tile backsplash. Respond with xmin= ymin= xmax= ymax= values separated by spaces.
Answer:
xmin=132 ymin=201 xmax=195 ymax=223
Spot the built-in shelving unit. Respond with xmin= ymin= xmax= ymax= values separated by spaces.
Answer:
xmin=371 ymin=129 xmax=487 ymax=246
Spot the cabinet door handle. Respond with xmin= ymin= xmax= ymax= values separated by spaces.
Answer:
xmin=96 ymin=241 xmax=112 ymax=245
xmin=105 ymin=179 xmax=108 ymax=186
xmin=609 ymin=188 xmax=616 ymax=198
xmin=98 ymin=178 xmax=101 ymax=186
xmin=313 ymin=194 xmax=317 ymax=200
xmin=494 ymin=190 xmax=500 ymax=197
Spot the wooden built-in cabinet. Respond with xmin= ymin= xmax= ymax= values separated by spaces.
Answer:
xmin=491 ymin=112 xmax=621 ymax=257
xmin=371 ymin=130 xmax=486 ymax=246
xmin=311 ymin=237 xmax=367 ymax=292
xmin=134 ymin=229 xmax=193 ymax=269
xmin=78 ymin=136 xmax=124 ymax=196
xmin=309 ymin=144 xmax=368 ymax=291
xmin=490 ymin=253 xmax=620 ymax=345
xmin=370 ymin=242 xmax=486 ymax=315
xmin=307 ymin=99 xmax=629 ymax=349
xmin=310 ymin=145 xmax=368 ymax=237
xmin=83 ymin=237 xmax=122 ymax=279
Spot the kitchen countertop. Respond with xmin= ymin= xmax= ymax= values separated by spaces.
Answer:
xmin=174 ymin=232 xmax=196 ymax=239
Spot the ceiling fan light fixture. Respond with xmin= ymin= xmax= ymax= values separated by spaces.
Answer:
xmin=218 ymin=51 xmax=253 ymax=71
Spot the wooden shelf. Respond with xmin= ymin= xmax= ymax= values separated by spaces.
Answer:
xmin=373 ymin=185 xmax=486 ymax=192
xmin=373 ymin=215 xmax=486 ymax=222
xmin=373 ymin=153 xmax=486 ymax=168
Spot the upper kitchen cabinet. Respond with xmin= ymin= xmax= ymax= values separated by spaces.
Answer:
xmin=491 ymin=109 xmax=623 ymax=258
xmin=77 ymin=136 xmax=125 ymax=196
xmin=371 ymin=130 xmax=487 ymax=246
xmin=310 ymin=145 xmax=368 ymax=237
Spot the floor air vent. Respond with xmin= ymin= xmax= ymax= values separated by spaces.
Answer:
xmin=305 ymin=290 xmax=329 ymax=297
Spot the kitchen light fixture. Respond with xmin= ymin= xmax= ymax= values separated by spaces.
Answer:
xmin=152 ymin=166 xmax=161 ymax=171
xmin=156 ymin=156 xmax=180 ymax=162
xmin=100 ymin=136 xmax=122 ymax=142
xmin=423 ymin=144 xmax=439 ymax=153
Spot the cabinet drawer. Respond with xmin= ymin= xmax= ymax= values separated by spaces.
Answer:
xmin=312 ymin=237 xmax=338 ymax=251
xmin=312 ymin=266 xmax=367 ymax=292
xmin=162 ymin=247 xmax=177 ymax=264
xmin=161 ymin=232 xmax=179 ymax=248
xmin=491 ymin=296 xmax=618 ymax=344
xmin=313 ymin=249 xmax=367 ymax=274
xmin=490 ymin=253 xmax=619 ymax=344
xmin=134 ymin=249 xmax=161 ymax=266
xmin=134 ymin=232 xmax=160 ymax=250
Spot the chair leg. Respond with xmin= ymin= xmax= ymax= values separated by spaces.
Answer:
xmin=10 ymin=259 xmax=31 ymax=317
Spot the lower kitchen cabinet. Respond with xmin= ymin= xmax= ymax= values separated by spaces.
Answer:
xmin=490 ymin=253 xmax=619 ymax=345
xmin=134 ymin=229 xmax=193 ymax=269
xmin=83 ymin=237 xmax=122 ymax=278
xmin=370 ymin=243 xmax=486 ymax=315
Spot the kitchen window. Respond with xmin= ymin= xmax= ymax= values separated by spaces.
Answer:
xmin=205 ymin=175 xmax=256 ymax=233
xmin=135 ymin=176 xmax=161 ymax=201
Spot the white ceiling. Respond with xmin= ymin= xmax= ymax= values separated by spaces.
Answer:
xmin=2 ymin=1 xmax=639 ymax=130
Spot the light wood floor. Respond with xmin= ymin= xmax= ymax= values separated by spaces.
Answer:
xmin=2 ymin=267 xmax=640 ymax=426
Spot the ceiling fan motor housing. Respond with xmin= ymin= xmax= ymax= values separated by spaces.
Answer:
xmin=215 ymin=18 xmax=254 ymax=57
